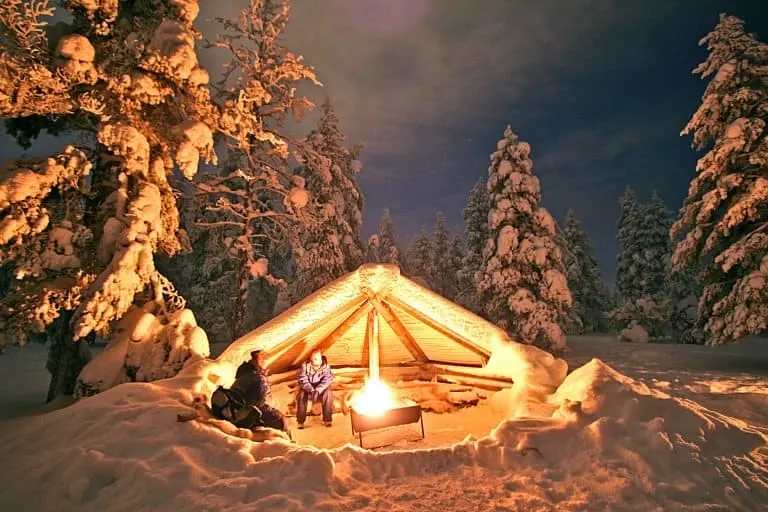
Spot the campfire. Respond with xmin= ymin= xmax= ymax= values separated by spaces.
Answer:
xmin=348 ymin=377 xmax=425 ymax=448
xmin=349 ymin=378 xmax=397 ymax=416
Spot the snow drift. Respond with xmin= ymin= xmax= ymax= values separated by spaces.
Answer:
xmin=0 ymin=345 xmax=765 ymax=511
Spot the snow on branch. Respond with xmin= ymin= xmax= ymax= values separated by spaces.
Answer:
xmin=0 ymin=146 xmax=91 ymax=247
xmin=0 ymin=272 xmax=94 ymax=349
xmin=71 ymin=241 xmax=156 ymax=340
xmin=0 ymin=0 xmax=53 ymax=63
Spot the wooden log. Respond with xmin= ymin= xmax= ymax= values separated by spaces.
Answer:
xmin=431 ymin=373 xmax=509 ymax=391
xmin=384 ymin=295 xmax=491 ymax=362
xmin=428 ymin=363 xmax=515 ymax=384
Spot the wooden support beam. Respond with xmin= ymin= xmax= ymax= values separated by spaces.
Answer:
xmin=384 ymin=295 xmax=491 ymax=362
xmin=263 ymin=295 xmax=367 ymax=368
xmin=369 ymin=308 xmax=381 ymax=381
xmin=433 ymin=374 xmax=509 ymax=391
xmin=371 ymin=297 xmax=428 ymax=363
xmin=310 ymin=300 xmax=374 ymax=363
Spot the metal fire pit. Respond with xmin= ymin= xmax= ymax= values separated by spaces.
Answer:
xmin=350 ymin=404 xmax=425 ymax=448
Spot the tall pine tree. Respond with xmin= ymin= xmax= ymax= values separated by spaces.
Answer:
xmin=457 ymin=178 xmax=490 ymax=313
xmin=445 ymin=235 xmax=466 ymax=302
xmin=561 ymin=210 xmax=612 ymax=333
xmin=429 ymin=212 xmax=452 ymax=297
xmin=613 ymin=191 xmax=675 ymax=339
xmin=615 ymin=187 xmax=644 ymax=303
xmin=292 ymin=99 xmax=364 ymax=302
xmin=405 ymin=229 xmax=432 ymax=285
xmin=366 ymin=208 xmax=401 ymax=265
xmin=673 ymin=14 xmax=768 ymax=344
xmin=476 ymin=126 xmax=572 ymax=352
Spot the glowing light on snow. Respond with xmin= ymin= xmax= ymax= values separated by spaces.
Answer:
xmin=351 ymin=378 xmax=396 ymax=416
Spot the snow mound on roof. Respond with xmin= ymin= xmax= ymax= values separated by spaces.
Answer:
xmin=0 ymin=359 xmax=765 ymax=511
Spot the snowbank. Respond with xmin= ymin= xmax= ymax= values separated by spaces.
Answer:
xmin=0 ymin=346 xmax=765 ymax=511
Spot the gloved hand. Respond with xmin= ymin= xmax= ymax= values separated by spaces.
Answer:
xmin=312 ymin=390 xmax=321 ymax=403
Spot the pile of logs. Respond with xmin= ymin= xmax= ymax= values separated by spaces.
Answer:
xmin=269 ymin=363 xmax=514 ymax=415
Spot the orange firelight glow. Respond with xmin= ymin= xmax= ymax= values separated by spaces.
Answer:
xmin=351 ymin=378 xmax=396 ymax=416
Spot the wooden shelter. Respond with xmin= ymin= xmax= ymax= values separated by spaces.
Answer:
xmin=217 ymin=264 xmax=512 ymax=388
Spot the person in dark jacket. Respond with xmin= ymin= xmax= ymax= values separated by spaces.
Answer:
xmin=230 ymin=350 xmax=288 ymax=432
xmin=296 ymin=349 xmax=334 ymax=428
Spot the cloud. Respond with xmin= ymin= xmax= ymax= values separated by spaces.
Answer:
xmin=535 ymin=117 xmax=673 ymax=181
xmin=197 ymin=1 xmax=655 ymax=163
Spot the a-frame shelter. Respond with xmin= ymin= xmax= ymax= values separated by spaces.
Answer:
xmin=217 ymin=264 xmax=510 ymax=380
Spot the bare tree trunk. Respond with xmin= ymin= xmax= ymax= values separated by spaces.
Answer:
xmin=232 ymin=258 xmax=249 ymax=339
xmin=45 ymin=311 xmax=92 ymax=403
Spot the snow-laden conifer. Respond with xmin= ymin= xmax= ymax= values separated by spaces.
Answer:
xmin=476 ymin=126 xmax=572 ymax=352
xmin=672 ymin=14 xmax=768 ymax=344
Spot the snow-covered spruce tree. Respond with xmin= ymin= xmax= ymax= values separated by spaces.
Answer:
xmin=615 ymin=187 xmax=644 ymax=303
xmin=405 ymin=228 xmax=432 ymax=286
xmin=367 ymin=208 xmax=400 ymax=265
xmin=195 ymin=0 xmax=319 ymax=337
xmin=445 ymin=234 xmax=466 ymax=302
xmin=365 ymin=234 xmax=380 ymax=264
xmin=0 ymin=0 xmax=218 ymax=400
xmin=640 ymin=192 xmax=672 ymax=298
xmin=475 ymin=126 xmax=572 ymax=352
xmin=613 ymin=192 xmax=675 ymax=340
xmin=672 ymin=14 xmax=768 ymax=345
xmin=428 ymin=212 xmax=452 ymax=297
xmin=556 ymin=223 xmax=585 ymax=334
xmin=665 ymin=261 xmax=704 ymax=344
xmin=457 ymin=177 xmax=490 ymax=313
xmin=561 ymin=210 xmax=612 ymax=333
xmin=291 ymin=98 xmax=364 ymax=302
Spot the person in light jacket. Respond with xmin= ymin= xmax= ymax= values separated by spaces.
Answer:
xmin=296 ymin=349 xmax=334 ymax=428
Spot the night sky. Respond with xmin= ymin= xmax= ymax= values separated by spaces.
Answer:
xmin=1 ymin=0 xmax=766 ymax=286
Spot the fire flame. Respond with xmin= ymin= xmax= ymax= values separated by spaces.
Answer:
xmin=351 ymin=378 xmax=396 ymax=416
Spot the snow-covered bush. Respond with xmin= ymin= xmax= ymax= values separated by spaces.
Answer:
xmin=618 ymin=323 xmax=650 ymax=343
xmin=75 ymin=304 xmax=209 ymax=398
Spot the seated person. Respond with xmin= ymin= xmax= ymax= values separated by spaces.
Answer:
xmin=296 ymin=349 xmax=334 ymax=429
xmin=211 ymin=350 xmax=288 ymax=433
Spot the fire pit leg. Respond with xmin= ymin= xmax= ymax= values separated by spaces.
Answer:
xmin=419 ymin=413 xmax=425 ymax=440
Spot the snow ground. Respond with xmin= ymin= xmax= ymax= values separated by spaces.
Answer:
xmin=566 ymin=335 xmax=768 ymax=428
xmin=0 ymin=337 xmax=766 ymax=511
